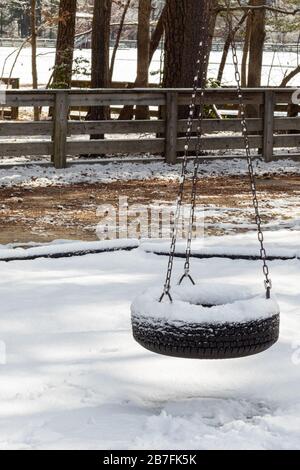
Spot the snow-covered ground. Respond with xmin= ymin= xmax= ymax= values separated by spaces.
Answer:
xmin=0 ymin=231 xmax=299 ymax=260
xmin=0 ymin=231 xmax=299 ymax=450
xmin=0 ymin=158 xmax=300 ymax=188
xmin=1 ymin=40 xmax=299 ymax=450
xmin=0 ymin=46 xmax=299 ymax=87
xmin=141 ymin=230 xmax=300 ymax=259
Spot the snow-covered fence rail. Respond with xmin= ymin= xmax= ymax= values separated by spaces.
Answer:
xmin=0 ymin=88 xmax=299 ymax=168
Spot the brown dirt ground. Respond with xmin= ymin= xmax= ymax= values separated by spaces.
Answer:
xmin=0 ymin=175 xmax=299 ymax=245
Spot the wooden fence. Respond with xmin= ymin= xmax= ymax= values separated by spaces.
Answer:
xmin=0 ymin=78 xmax=20 ymax=120
xmin=0 ymin=88 xmax=299 ymax=168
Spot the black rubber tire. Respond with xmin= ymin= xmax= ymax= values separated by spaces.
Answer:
xmin=132 ymin=314 xmax=280 ymax=359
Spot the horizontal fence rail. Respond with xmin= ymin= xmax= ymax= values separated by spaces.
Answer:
xmin=0 ymin=88 xmax=299 ymax=168
xmin=0 ymin=38 xmax=57 ymax=48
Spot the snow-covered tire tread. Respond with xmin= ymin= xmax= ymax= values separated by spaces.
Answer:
xmin=132 ymin=314 xmax=280 ymax=359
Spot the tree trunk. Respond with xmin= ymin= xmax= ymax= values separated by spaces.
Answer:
xmin=149 ymin=4 xmax=167 ymax=61
xmin=30 ymin=0 xmax=39 ymax=120
xmin=163 ymin=0 xmax=211 ymax=118
xmin=49 ymin=1 xmax=57 ymax=39
xmin=36 ymin=0 xmax=42 ymax=29
xmin=136 ymin=0 xmax=151 ymax=119
xmin=20 ymin=8 xmax=31 ymax=38
xmin=118 ymin=4 xmax=167 ymax=121
xmin=90 ymin=0 xmax=112 ymax=137
xmin=207 ymin=0 xmax=218 ymax=67
xmin=247 ymin=0 xmax=265 ymax=87
xmin=163 ymin=0 xmax=211 ymax=88
xmin=247 ymin=0 xmax=266 ymax=117
xmin=241 ymin=11 xmax=252 ymax=87
xmin=52 ymin=0 xmax=77 ymax=89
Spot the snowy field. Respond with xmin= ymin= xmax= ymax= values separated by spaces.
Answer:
xmin=0 ymin=232 xmax=300 ymax=450
xmin=1 ymin=158 xmax=300 ymax=188
xmin=0 ymin=46 xmax=300 ymax=87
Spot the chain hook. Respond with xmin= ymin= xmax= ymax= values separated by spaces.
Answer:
xmin=159 ymin=290 xmax=173 ymax=303
xmin=178 ymin=273 xmax=196 ymax=286
xmin=265 ymin=280 xmax=272 ymax=299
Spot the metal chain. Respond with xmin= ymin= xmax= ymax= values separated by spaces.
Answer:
xmin=159 ymin=23 xmax=209 ymax=303
xmin=226 ymin=0 xmax=272 ymax=299
xmin=160 ymin=0 xmax=272 ymax=302
xmin=159 ymin=36 xmax=164 ymax=86
xmin=179 ymin=10 xmax=211 ymax=286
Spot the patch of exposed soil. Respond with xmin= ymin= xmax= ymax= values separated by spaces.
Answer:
xmin=0 ymin=175 xmax=299 ymax=244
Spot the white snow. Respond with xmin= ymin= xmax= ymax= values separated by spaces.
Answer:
xmin=131 ymin=285 xmax=279 ymax=324
xmin=0 ymin=230 xmax=298 ymax=261
xmin=0 ymin=158 xmax=299 ymax=188
xmin=141 ymin=230 xmax=300 ymax=259
xmin=0 ymin=39 xmax=299 ymax=451
xmin=0 ymin=46 xmax=299 ymax=87
xmin=0 ymin=240 xmax=299 ymax=449
xmin=0 ymin=238 xmax=138 ymax=260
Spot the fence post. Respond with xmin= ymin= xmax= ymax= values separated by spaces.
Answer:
xmin=11 ymin=78 xmax=19 ymax=120
xmin=52 ymin=90 xmax=69 ymax=169
xmin=263 ymin=90 xmax=275 ymax=163
xmin=165 ymin=91 xmax=178 ymax=164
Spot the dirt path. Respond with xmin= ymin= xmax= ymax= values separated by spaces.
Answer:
xmin=0 ymin=175 xmax=299 ymax=244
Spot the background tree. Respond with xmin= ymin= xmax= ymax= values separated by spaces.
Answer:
xmin=241 ymin=9 xmax=252 ymax=87
xmin=217 ymin=11 xmax=248 ymax=84
xmin=268 ymin=0 xmax=300 ymax=43
xmin=109 ymin=0 xmax=131 ymax=83
xmin=0 ymin=2 xmax=12 ymax=36
xmin=163 ymin=0 xmax=212 ymax=89
xmin=30 ymin=0 xmax=39 ymax=120
xmin=163 ymin=0 xmax=212 ymax=119
xmin=52 ymin=0 xmax=77 ymax=88
xmin=207 ymin=0 xmax=219 ymax=67
xmin=90 ymin=0 xmax=112 ymax=135
xmin=12 ymin=0 xmax=31 ymax=37
xmin=135 ymin=0 xmax=151 ymax=119
xmin=246 ymin=0 xmax=266 ymax=117
xmin=118 ymin=2 xmax=167 ymax=120
xmin=247 ymin=0 xmax=266 ymax=89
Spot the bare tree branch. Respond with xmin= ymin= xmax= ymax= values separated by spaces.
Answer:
xmin=217 ymin=11 xmax=249 ymax=83
xmin=280 ymin=65 xmax=300 ymax=87
xmin=110 ymin=0 xmax=131 ymax=83
xmin=217 ymin=5 xmax=300 ymax=16
xmin=149 ymin=4 xmax=167 ymax=61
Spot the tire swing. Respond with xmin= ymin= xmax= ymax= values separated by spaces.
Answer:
xmin=131 ymin=2 xmax=280 ymax=359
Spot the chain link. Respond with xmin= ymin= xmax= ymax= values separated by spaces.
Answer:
xmin=159 ymin=18 xmax=209 ymax=302
xmin=160 ymin=0 xmax=272 ymax=302
xmin=179 ymin=19 xmax=210 ymax=285
xmin=226 ymin=0 xmax=272 ymax=299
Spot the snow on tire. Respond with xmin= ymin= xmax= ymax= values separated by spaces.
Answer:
xmin=131 ymin=285 xmax=280 ymax=359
